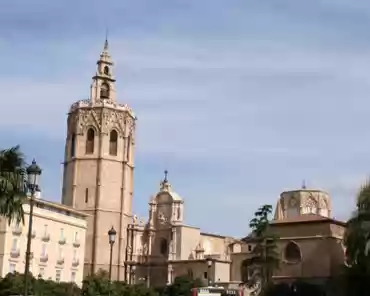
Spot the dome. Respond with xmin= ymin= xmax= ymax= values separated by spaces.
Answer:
xmin=274 ymin=188 xmax=332 ymax=220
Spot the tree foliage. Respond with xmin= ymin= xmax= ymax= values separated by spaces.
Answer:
xmin=161 ymin=275 xmax=204 ymax=296
xmin=242 ymin=205 xmax=280 ymax=296
xmin=0 ymin=145 xmax=28 ymax=224
xmin=342 ymin=182 xmax=370 ymax=295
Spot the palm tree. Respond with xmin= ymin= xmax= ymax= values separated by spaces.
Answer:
xmin=0 ymin=145 xmax=28 ymax=224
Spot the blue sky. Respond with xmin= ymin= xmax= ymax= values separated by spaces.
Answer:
xmin=2 ymin=0 xmax=370 ymax=237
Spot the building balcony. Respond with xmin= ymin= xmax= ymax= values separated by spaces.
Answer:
xmin=58 ymin=237 xmax=66 ymax=245
xmin=41 ymin=233 xmax=50 ymax=242
xmin=12 ymin=226 xmax=22 ymax=236
xmin=73 ymin=239 xmax=80 ymax=247
xmin=72 ymin=259 xmax=79 ymax=267
xmin=10 ymin=249 xmax=20 ymax=258
xmin=40 ymin=254 xmax=48 ymax=263
xmin=57 ymin=258 xmax=64 ymax=265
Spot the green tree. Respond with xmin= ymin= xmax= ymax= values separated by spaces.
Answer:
xmin=0 ymin=145 xmax=28 ymax=224
xmin=343 ymin=182 xmax=370 ymax=295
xmin=163 ymin=275 xmax=204 ymax=296
xmin=82 ymin=270 xmax=111 ymax=296
xmin=242 ymin=205 xmax=280 ymax=296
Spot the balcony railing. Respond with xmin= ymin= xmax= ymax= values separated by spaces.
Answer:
xmin=40 ymin=254 xmax=48 ymax=263
xmin=10 ymin=249 xmax=20 ymax=258
xmin=59 ymin=237 xmax=66 ymax=245
xmin=73 ymin=239 xmax=80 ymax=247
xmin=72 ymin=259 xmax=79 ymax=267
xmin=42 ymin=233 xmax=50 ymax=242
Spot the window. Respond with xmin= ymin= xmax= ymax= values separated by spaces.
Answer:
xmin=109 ymin=130 xmax=118 ymax=156
xmin=204 ymin=271 xmax=208 ymax=279
xmin=58 ymin=247 xmax=63 ymax=260
xmin=56 ymin=269 xmax=61 ymax=282
xmin=9 ymin=263 xmax=15 ymax=274
xmin=11 ymin=238 xmax=18 ymax=251
xmin=73 ymin=249 xmax=77 ymax=260
xmin=303 ymin=198 xmax=318 ymax=214
xmin=85 ymin=188 xmax=89 ymax=203
xmin=70 ymin=133 xmax=76 ymax=157
xmin=247 ymin=245 xmax=252 ymax=252
xmin=126 ymin=135 xmax=131 ymax=161
xmin=187 ymin=269 xmax=193 ymax=278
xmin=177 ymin=207 xmax=181 ymax=219
xmin=74 ymin=232 xmax=79 ymax=242
xmin=160 ymin=238 xmax=168 ymax=255
xmin=71 ymin=271 xmax=76 ymax=283
xmin=104 ymin=66 xmax=109 ymax=75
xmin=100 ymin=82 xmax=110 ymax=98
xmin=41 ymin=244 xmax=47 ymax=256
xmin=39 ymin=267 xmax=45 ymax=278
xmin=86 ymin=128 xmax=95 ymax=154
xmin=284 ymin=241 xmax=302 ymax=263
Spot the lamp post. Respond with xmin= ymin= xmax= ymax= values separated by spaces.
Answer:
xmin=24 ymin=159 xmax=42 ymax=296
xmin=108 ymin=226 xmax=117 ymax=282
xmin=131 ymin=265 xmax=136 ymax=285
xmin=206 ymin=258 xmax=212 ymax=286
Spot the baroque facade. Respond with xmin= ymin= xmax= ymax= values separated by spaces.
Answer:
xmin=60 ymin=40 xmax=346 ymax=289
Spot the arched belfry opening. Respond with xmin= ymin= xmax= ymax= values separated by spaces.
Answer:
xmin=100 ymin=82 xmax=110 ymax=99
xmin=104 ymin=65 xmax=109 ymax=75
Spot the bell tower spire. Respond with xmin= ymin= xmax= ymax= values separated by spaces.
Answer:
xmin=90 ymin=38 xmax=117 ymax=104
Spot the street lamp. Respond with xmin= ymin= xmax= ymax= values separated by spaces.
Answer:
xmin=108 ymin=226 xmax=117 ymax=282
xmin=206 ymin=258 xmax=212 ymax=286
xmin=131 ymin=265 xmax=136 ymax=285
xmin=24 ymin=159 xmax=42 ymax=296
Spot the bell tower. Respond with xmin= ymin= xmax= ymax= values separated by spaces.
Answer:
xmin=61 ymin=39 xmax=137 ymax=280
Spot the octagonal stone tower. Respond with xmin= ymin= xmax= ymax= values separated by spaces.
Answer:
xmin=274 ymin=186 xmax=332 ymax=220
xmin=61 ymin=39 xmax=137 ymax=280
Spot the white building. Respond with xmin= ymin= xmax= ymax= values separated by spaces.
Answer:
xmin=0 ymin=194 xmax=88 ymax=287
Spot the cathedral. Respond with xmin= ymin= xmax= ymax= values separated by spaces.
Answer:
xmin=60 ymin=40 xmax=346 ymax=289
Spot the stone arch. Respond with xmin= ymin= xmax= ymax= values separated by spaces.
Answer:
xmin=284 ymin=241 xmax=302 ymax=263
xmin=109 ymin=129 xmax=118 ymax=156
xmin=100 ymin=82 xmax=110 ymax=99
xmin=85 ymin=127 xmax=95 ymax=154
